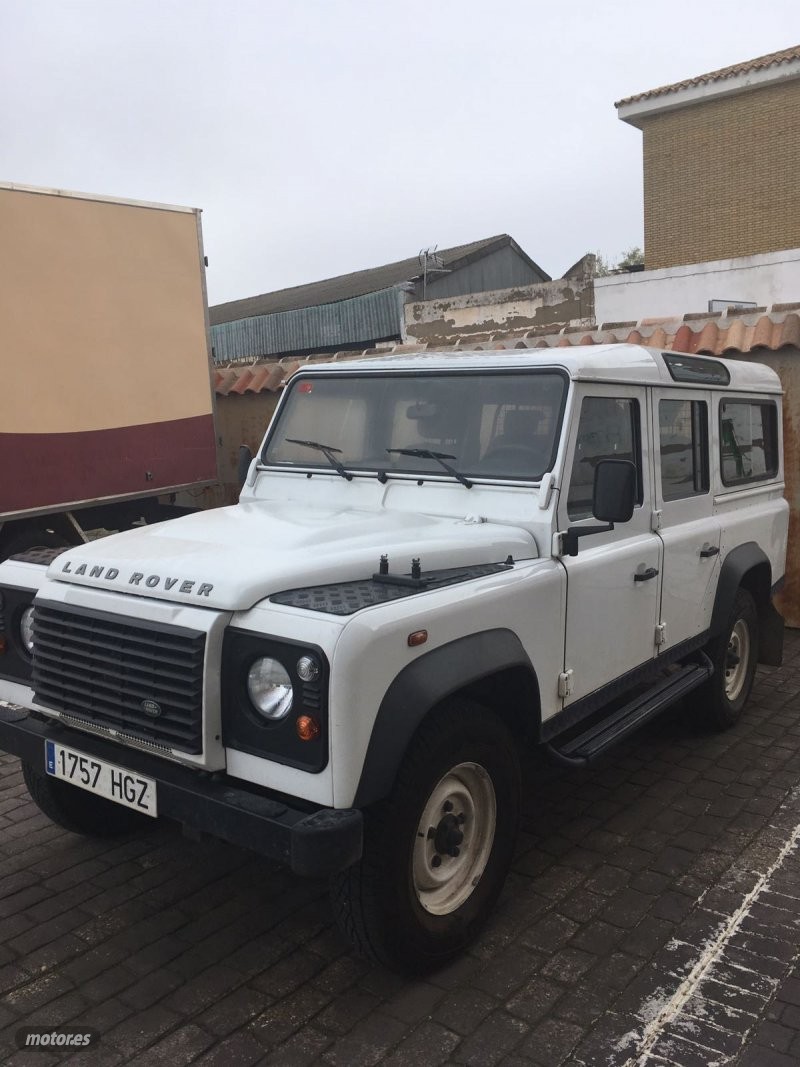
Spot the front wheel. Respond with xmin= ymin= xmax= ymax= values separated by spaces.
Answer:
xmin=696 ymin=588 xmax=759 ymax=730
xmin=330 ymin=700 xmax=520 ymax=974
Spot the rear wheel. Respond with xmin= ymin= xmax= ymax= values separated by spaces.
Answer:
xmin=697 ymin=588 xmax=759 ymax=730
xmin=22 ymin=760 xmax=152 ymax=837
xmin=330 ymin=700 xmax=520 ymax=974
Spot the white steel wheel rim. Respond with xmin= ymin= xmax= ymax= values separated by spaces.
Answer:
xmin=412 ymin=761 xmax=497 ymax=916
xmin=725 ymin=619 xmax=751 ymax=702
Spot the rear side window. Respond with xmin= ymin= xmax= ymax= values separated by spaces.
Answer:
xmin=659 ymin=399 xmax=709 ymax=501
xmin=719 ymin=400 xmax=779 ymax=486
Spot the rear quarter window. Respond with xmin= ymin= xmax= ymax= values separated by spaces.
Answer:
xmin=719 ymin=399 xmax=779 ymax=486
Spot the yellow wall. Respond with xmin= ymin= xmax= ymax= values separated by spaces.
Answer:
xmin=0 ymin=188 xmax=212 ymax=434
xmin=641 ymin=81 xmax=800 ymax=270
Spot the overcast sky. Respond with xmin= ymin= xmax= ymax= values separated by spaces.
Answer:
xmin=2 ymin=1 xmax=796 ymax=305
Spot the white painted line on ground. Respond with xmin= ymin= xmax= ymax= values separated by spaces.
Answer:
xmin=619 ymin=787 xmax=800 ymax=1066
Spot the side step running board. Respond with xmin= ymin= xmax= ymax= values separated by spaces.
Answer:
xmin=545 ymin=654 xmax=713 ymax=767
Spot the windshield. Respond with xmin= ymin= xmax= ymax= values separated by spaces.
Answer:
xmin=263 ymin=371 xmax=567 ymax=482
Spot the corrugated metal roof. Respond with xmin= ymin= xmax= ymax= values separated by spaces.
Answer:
xmin=210 ymin=287 xmax=403 ymax=363
xmin=209 ymin=235 xmax=550 ymax=325
xmin=214 ymin=305 xmax=800 ymax=395
xmin=616 ymin=45 xmax=800 ymax=107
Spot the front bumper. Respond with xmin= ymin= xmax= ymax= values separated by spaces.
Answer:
xmin=0 ymin=707 xmax=362 ymax=878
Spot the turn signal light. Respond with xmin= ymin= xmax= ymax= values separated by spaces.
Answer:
xmin=296 ymin=715 xmax=320 ymax=741
xmin=407 ymin=630 xmax=428 ymax=647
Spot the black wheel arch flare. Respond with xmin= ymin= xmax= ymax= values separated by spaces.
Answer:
xmin=710 ymin=541 xmax=784 ymax=667
xmin=353 ymin=628 xmax=539 ymax=808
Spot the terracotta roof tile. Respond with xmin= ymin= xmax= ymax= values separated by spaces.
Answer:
xmin=692 ymin=322 xmax=720 ymax=354
xmin=229 ymin=369 xmax=255 ymax=395
xmin=721 ymin=319 xmax=748 ymax=353
xmin=616 ymin=45 xmax=800 ymax=107
xmin=672 ymin=323 xmax=694 ymax=352
xmin=213 ymin=307 xmax=800 ymax=396
xmin=752 ymin=315 xmax=777 ymax=349
xmin=780 ymin=313 xmax=800 ymax=349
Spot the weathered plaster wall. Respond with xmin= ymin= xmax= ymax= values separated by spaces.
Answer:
xmin=726 ymin=346 xmax=800 ymax=629
xmin=403 ymin=271 xmax=594 ymax=347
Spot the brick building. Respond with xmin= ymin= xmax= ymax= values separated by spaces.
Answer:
xmin=616 ymin=45 xmax=800 ymax=271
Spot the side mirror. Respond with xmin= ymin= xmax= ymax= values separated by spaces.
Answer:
xmin=561 ymin=458 xmax=637 ymax=557
xmin=593 ymin=459 xmax=636 ymax=523
xmin=237 ymin=445 xmax=254 ymax=488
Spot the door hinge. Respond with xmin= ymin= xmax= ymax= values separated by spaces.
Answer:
xmin=651 ymin=509 xmax=662 ymax=532
xmin=558 ymin=669 xmax=574 ymax=699
xmin=655 ymin=622 xmax=667 ymax=647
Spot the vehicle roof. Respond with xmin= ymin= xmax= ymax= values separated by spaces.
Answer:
xmin=299 ymin=344 xmax=782 ymax=393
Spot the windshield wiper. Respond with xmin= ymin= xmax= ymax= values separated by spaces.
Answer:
xmin=386 ymin=448 xmax=473 ymax=489
xmin=285 ymin=438 xmax=353 ymax=481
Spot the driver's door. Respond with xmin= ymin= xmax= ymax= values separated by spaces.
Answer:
xmin=558 ymin=386 xmax=662 ymax=706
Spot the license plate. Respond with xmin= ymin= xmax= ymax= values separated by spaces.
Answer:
xmin=45 ymin=740 xmax=158 ymax=817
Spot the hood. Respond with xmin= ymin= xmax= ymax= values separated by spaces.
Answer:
xmin=47 ymin=501 xmax=537 ymax=611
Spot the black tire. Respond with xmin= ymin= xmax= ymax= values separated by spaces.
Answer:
xmin=696 ymin=588 xmax=759 ymax=731
xmin=330 ymin=700 xmax=520 ymax=975
xmin=22 ymin=760 xmax=152 ymax=837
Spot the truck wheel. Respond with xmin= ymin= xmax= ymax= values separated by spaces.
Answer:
xmin=698 ymin=588 xmax=759 ymax=731
xmin=330 ymin=700 xmax=520 ymax=974
xmin=21 ymin=761 xmax=151 ymax=837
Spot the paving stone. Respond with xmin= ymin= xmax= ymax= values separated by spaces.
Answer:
xmin=128 ymin=1022 xmax=214 ymax=1064
xmin=541 ymin=946 xmax=595 ymax=983
xmin=472 ymin=945 xmax=542 ymax=997
xmin=250 ymin=988 xmax=331 ymax=1049
xmin=660 ymin=1013 xmax=745 ymax=1057
xmin=433 ymin=987 xmax=498 ymax=1035
xmin=266 ymin=1025 xmax=334 ymax=1066
xmin=381 ymin=1020 xmax=460 ymax=1066
xmin=515 ymin=1016 xmax=584 ymax=1065
xmin=382 ymin=981 xmax=445 ymax=1024
xmin=570 ymin=918 xmax=624 ymax=956
xmin=104 ymin=1004 xmax=184 ymax=1057
xmin=519 ymin=911 xmax=578 ymax=953
xmin=313 ymin=989 xmax=382 ymax=1035
xmin=320 ymin=1013 xmax=403 ymax=1066
xmin=199 ymin=984 xmax=270 ymax=1036
xmin=753 ymin=1018 xmax=797 ymax=1052
xmin=451 ymin=1010 xmax=528 ymax=1066
xmin=192 ymin=1030 xmax=266 ymax=1066
xmin=570 ymin=1010 xmax=642 ymax=1066
xmin=250 ymin=951 xmax=326 ymax=998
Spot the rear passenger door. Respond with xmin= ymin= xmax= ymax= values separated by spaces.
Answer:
xmin=651 ymin=389 xmax=720 ymax=652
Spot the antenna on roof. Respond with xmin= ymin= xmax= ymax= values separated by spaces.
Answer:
xmin=418 ymin=245 xmax=451 ymax=300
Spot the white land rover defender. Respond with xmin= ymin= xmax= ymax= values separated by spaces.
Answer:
xmin=0 ymin=345 xmax=788 ymax=973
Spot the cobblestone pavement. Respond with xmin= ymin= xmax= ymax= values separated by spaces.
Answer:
xmin=1 ymin=632 xmax=800 ymax=1066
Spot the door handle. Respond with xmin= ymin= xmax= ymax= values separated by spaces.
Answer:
xmin=700 ymin=545 xmax=720 ymax=558
xmin=634 ymin=567 xmax=659 ymax=582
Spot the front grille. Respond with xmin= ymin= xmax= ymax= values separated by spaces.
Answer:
xmin=32 ymin=604 xmax=206 ymax=754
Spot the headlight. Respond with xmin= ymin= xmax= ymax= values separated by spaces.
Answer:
xmin=20 ymin=605 xmax=35 ymax=655
xmin=246 ymin=657 xmax=293 ymax=720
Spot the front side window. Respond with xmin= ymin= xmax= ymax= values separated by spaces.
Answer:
xmin=567 ymin=396 xmax=643 ymax=520
xmin=659 ymin=399 xmax=709 ymax=501
xmin=719 ymin=400 xmax=779 ymax=486
xmin=263 ymin=371 xmax=567 ymax=482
